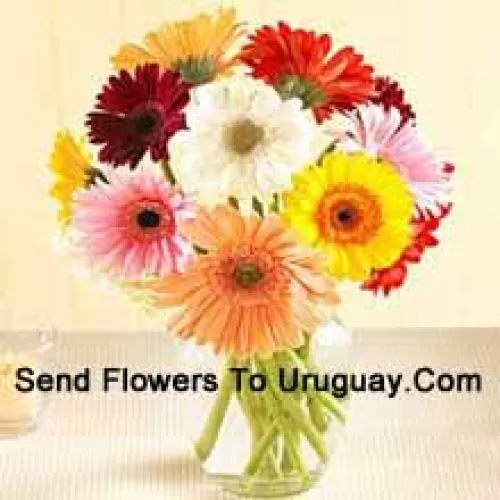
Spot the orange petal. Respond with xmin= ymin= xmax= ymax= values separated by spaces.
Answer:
xmin=254 ymin=306 xmax=277 ymax=356
xmin=291 ymin=293 xmax=322 ymax=333
xmin=192 ymin=296 xmax=229 ymax=345
xmin=251 ymin=216 xmax=289 ymax=250
xmin=216 ymin=302 xmax=242 ymax=356
xmin=182 ymin=205 xmax=248 ymax=250
xmin=234 ymin=306 xmax=253 ymax=359
xmin=148 ymin=272 xmax=207 ymax=307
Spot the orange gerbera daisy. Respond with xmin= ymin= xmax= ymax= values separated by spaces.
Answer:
xmin=112 ymin=8 xmax=243 ymax=85
xmin=142 ymin=206 xmax=338 ymax=359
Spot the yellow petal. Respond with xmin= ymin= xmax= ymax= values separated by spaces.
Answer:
xmin=111 ymin=8 xmax=242 ymax=80
xmin=283 ymin=151 xmax=414 ymax=282
xmin=111 ymin=43 xmax=159 ymax=72
xmin=48 ymin=130 xmax=91 ymax=227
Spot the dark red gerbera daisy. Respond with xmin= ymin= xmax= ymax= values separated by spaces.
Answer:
xmin=371 ymin=76 xmax=416 ymax=125
xmin=240 ymin=22 xmax=375 ymax=123
xmin=86 ymin=64 xmax=190 ymax=168
xmin=362 ymin=204 xmax=452 ymax=296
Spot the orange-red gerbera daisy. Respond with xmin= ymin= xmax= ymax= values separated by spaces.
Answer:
xmin=240 ymin=22 xmax=375 ymax=123
xmin=141 ymin=206 xmax=338 ymax=359
xmin=362 ymin=204 xmax=452 ymax=295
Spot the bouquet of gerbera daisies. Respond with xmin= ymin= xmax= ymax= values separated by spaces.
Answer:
xmin=48 ymin=7 xmax=453 ymax=495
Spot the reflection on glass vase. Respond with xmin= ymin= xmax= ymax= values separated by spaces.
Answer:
xmin=0 ymin=307 xmax=55 ymax=438
xmin=183 ymin=315 xmax=352 ymax=498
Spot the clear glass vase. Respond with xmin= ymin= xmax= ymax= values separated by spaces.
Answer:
xmin=0 ymin=308 xmax=55 ymax=438
xmin=182 ymin=315 xmax=352 ymax=498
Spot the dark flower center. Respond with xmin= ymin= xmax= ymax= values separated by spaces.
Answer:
xmin=137 ymin=209 xmax=162 ymax=229
xmin=136 ymin=114 xmax=156 ymax=134
xmin=318 ymin=186 xmax=383 ymax=245
xmin=233 ymin=263 xmax=265 ymax=288
xmin=226 ymin=119 xmax=265 ymax=155
xmin=331 ymin=204 xmax=358 ymax=230
xmin=336 ymin=208 xmax=355 ymax=224
xmin=128 ymin=103 xmax=164 ymax=139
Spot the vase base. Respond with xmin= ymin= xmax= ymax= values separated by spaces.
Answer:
xmin=208 ymin=470 xmax=324 ymax=498
xmin=0 ymin=418 xmax=36 ymax=438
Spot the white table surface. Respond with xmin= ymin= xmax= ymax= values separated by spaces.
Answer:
xmin=0 ymin=329 xmax=499 ymax=500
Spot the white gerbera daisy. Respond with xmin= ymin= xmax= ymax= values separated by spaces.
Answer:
xmin=169 ymin=76 xmax=321 ymax=206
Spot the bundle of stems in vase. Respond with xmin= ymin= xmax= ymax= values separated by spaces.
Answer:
xmin=196 ymin=339 xmax=347 ymax=484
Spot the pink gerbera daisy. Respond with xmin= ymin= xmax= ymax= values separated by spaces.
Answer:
xmin=140 ymin=206 xmax=339 ymax=359
xmin=72 ymin=164 xmax=193 ymax=280
xmin=342 ymin=103 xmax=451 ymax=215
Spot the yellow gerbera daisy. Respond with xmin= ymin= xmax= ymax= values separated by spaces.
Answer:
xmin=49 ymin=130 xmax=92 ymax=226
xmin=283 ymin=152 xmax=413 ymax=281
xmin=112 ymin=8 xmax=243 ymax=85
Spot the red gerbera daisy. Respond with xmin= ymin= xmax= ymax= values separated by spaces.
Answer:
xmin=240 ymin=22 xmax=375 ymax=123
xmin=371 ymin=76 xmax=416 ymax=126
xmin=362 ymin=204 xmax=452 ymax=296
xmin=86 ymin=64 xmax=190 ymax=168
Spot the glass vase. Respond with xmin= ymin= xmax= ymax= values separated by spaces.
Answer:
xmin=182 ymin=315 xmax=352 ymax=498
xmin=0 ymin=308 xmax=55 ymax=437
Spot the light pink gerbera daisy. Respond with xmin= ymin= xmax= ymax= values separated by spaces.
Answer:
xmin=72 ymin=164 xmax=193 ymax=280
xmin=341 ymin=104 xmax=451 ymax=215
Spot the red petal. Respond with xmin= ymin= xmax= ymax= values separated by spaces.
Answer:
xmin=240 ymin=23 xmax=375 ymax=123
xmin=362 ymin=205 xmax=452 ymax=296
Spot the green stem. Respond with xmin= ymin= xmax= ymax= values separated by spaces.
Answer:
xmin=238 ymin=385 xmax=261 ymax=443
xmin=195 ymin=358 xmax=235 ymax=461
xmin=297 ymin=335 xmax=311 ymax=362
xmin=316 ymin=140 xmax=337 ymax=164
xmin=274 ymin=352 xmax=304 ymax=472
xmin=239 ymin=383 xmax=281 ymax=477
xmin=269 ymin=193 xmax=280 ymax=214
xmin=281 ymin=418 xmax=309 ymax=482
xmin=282 ymin=349 xmax=347 ymax=424
xmin=250 ymin=364 xmax=282 ymax=478
xmin=228 ymin=196 xmax=239 ymax=210
xmin=160 ymin=160 xmax=176 ymax=185
xmin=243 ymin=422 xmax=280 ymax=478
xmin=281 ymin=425 xmax=299 ymax=474
xmin=314 ymin=391 xmax=346 ymax=424
xmin=308 ymin=397 xmax=329 ymax=433
xmin=237 ymin=364 xmax=282 ymax=478
xmin=252 ymin=196 xmax=265 ymax=217
xmin=298 ymin=340 xmax=329 ymax=431
xmin=258 ymin=359 xmax=328 ymax=463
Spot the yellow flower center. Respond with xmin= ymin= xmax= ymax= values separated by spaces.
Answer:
xmin=226 ymin=119 xmax=265 ymax=155
xmin=317 ymin=184 xmax=383 ymax=245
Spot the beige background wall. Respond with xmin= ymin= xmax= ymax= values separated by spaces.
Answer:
xmin=0 ymin=0 xmax=495 ymax=331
